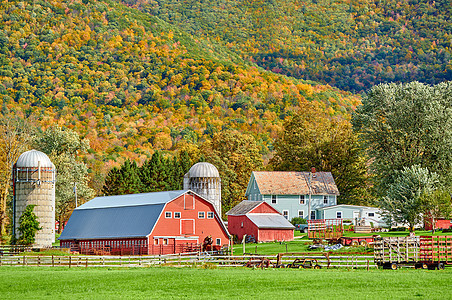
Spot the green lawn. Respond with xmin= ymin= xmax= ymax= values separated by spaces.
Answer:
xmin=0 ymin=266 xmax=450 ymax=299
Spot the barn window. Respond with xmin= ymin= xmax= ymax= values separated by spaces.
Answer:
xmin=207 ymin=212 xmax=214 ymax=219
xmin=323 ymin=196 xmax=328 ymax=204
xmin=174 ymin=212 xmax=181 ymax=219
xmin=216 ymin=238 xmax=221 ymax=245
xmin=241 ymin=222 xmax=244 ymax=228
xmin=298 ymin=210 xmax=304 ymax=218
xmin=198 ymin=212 xmax=205 ymax=219
xmin=163 ymin=239 xmax=168 ymax=245
xmin=368 ymin=212 xmax=375 ymax=217
xmin=271 ymin=195 xmax=277 ymax=204
xmin=154 ymin=239 xmax=158 ymax=245
xmin=165 ymin=212 xmax=172 ymax=218
xmin=283 ymin=210 xmax=289 ymax=219
xmin=336 ymin=211 xmax=342 ymax=219
xmin=299 ymin=195 xmax=305 ymax=205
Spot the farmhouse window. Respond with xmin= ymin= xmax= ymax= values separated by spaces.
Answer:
xmin=337 ymin=211 xmax=342 ymax=219
xmin=323 ymin=196 xmax=328 ymax=204
xmin=311 ymin=211 xmax=316 ymax=220
xmin=299 ymin=195 xmax=305 ymax=205
xmin=198 ymin=212 xmax=205 ymax=219
xmin=165 ymin=212 xmax=172 ymax=218
xmin=271 ymin=195 xmax=277 ymax=204
xmin=368 ymin=212 xmax=375 ymax=217
xmin=207 ymin=212 xmax=214 ymax=219
xmin=174 ymin=212 xmax=181 ymax=219
xmin=298 ymin=210 xmax=304 ymax=218
xmin=216 ymin=238 xmax=221 ymax=245
xmin=283 ymin=210 xmax=289 ymax=219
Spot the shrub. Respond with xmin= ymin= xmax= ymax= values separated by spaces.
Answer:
xmin=290 ymin=217 xmax=307 ymax=225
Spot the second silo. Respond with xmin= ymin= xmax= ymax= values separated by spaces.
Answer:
xmin=183 ymin=162 xmax=221 ymax=214
xmin=13 ymin=150 xmax=56 ymax=247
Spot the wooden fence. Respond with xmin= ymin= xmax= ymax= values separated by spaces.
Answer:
xmin=0 ymin=253 xmax=377 ymax=269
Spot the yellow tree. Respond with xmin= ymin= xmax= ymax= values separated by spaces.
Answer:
xmin=0 ymin=117 xmax=32 ymax=236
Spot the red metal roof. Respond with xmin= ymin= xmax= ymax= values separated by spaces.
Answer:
xmin=252 ymin=171 xmax=339 ymax=195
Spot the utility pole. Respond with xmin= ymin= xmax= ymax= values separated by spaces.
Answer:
xmin=74 ymin=182 xmax=78 ymax=208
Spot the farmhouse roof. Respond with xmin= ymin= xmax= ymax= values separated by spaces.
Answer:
xmin=226 ymin=201 xmax=263 ymax=215
xmin=250 ymin=171 xmax=339 ymax=196
xmin=247 ymin=214 xmax=295 ymax=229
xmin=59 ymin=190 xmax=188 ymax=240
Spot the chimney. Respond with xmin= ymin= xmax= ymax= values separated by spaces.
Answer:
xmin=311 ymin=167 xmax=316 ymax=177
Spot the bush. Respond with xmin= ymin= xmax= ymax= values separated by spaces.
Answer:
xmin=291 ymin=217 xmax=307 ymax=225
xmin=16 ymin=205 xmax=42 ymax=246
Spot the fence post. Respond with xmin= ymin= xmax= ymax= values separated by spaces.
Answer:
xmin=52 ymin=255 xmax=54 ymax=267
xmin=38 ymin=256 xmax=40 ymax=267
xmin=367 ymin=259 xmax=369 ymax=271
xmin=85 ymin=258 xmax=88 ymax=268
xmin=23 ymin=256 xmax=26 ymax=266
xmin=0 ymin=255 xmax=2 ymax=266
xmin=69 ymin=256 xmax=71 ymax=268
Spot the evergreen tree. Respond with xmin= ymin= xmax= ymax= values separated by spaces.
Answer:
xmin=140 ymin=151 xmax=170 ymax=192
xmin=102 ymin=160 xmax=142 ymax=195
xmin=16 ymin=205 xmax=41 ymax=246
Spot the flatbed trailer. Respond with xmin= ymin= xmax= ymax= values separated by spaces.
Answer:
xmin=340 ymin=236 xmax=374 ymax=247
xmin=374 ymin=236 xmax=452 ymax=270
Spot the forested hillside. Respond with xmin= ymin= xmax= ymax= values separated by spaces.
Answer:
xmin=132 ymin=0 xmax=452 ymax=92
xmin=0 ymin=0 xmax=358 ymax=182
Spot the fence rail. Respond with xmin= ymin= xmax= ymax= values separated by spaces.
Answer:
xmin=0 ymin=253 xmax=377 ymax=269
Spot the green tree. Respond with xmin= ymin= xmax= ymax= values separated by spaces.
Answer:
xmin=271 ymin=104 xmax=371 ymax=205
xmin=140 ymin=151 xmax=170 ymax=192
xmin=202 ymin=130 xmax=263 ymax=215
xmin=379 ymin=165 xmax=439 ymax=232
xmin=34 ymin=126 xmax=94 ymax=233
xmin=16 ymin=205 xmax=41 ymax=246
xmin=353 ymin=81 xmax=452 ymax=195
xmin=102 ymin=160 xmax=142 ymax=195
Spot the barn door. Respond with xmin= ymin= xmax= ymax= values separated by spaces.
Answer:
xmin=181 ymin=219 xmax=195 ymax=235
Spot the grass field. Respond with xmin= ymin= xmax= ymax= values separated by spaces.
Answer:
xmin=0 ymin=266 xmax=450 ymax=299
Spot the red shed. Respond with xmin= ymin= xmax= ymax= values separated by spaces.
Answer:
xmin=59 ymin=190 xmax=229 ymax=255
xmin=226 ymin=201 xmax=294 ymax=242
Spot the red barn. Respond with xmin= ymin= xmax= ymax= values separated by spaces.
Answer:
xmin=59 ymin=190 xmax=229 ymax=255
xmin=226 ymin=201 xmax=294 ymax=242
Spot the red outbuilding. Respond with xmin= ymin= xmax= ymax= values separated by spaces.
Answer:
xmin=59 ymin=190 xmax=229 ymax=255
xmin=226 ymin=201 xmax=294 ymax=242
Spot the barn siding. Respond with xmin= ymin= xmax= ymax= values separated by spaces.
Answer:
xmin=258 ymin=229 xmax=294 ymax=242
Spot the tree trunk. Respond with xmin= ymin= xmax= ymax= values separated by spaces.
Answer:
xmin=0 ymin=184 xmax=8 ymax=236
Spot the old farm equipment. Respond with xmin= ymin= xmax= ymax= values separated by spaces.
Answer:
xmin=374 ymin=236 xmax=452 ymax=270
xmin=308 ymin=219 xmax=344 ymax=241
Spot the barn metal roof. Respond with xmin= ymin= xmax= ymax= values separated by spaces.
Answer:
xmin=15 ymin=149 xmax=55 ymax=168
xmin=76 ymin=190 xmax=188 ymax=210
xmin=247 ymin=214 xmax=295 ymax=229
xmin=250 ymin=171 xmax=339 ymax=196
xmin=226 ymin=201 xmax=263 ymax=215
xmin=58 ymin=204 xmax=165 ymax=240
xmin=59 ymin=190 xmax=188 ymax=240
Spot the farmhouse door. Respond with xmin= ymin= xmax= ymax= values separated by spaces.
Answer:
xmin=181 ymin=219 xmax=195 ymax=235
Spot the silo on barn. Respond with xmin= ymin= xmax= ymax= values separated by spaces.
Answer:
xmin=183 ymin=162 xmax=221 ymax=214
xmin=12 ymin=150 xmax=56 ymax=247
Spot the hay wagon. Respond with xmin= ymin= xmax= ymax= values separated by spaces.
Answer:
xmin=374 ymin=236 xmax=452 ymax=270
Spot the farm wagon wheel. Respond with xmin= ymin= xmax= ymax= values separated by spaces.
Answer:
xmin=390 ymin=263 xmax=398 ymax=270
xmin=437 ymin=263 xmax=445 ymax=270
xmin=351 ymin=240 xmax=359 ymax=247
xmin=314 ymin=265 xmax=322 ymax=269
xmin=422 ymin=263 xmax=429 ymax=269
xmin=359 ymin=240 xmax=368 ymax=247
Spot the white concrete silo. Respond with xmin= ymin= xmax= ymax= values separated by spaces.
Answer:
xmin=183 ymin=162 xmax=221 ymax=214
xmin=13 ymin=150 xmax=56 ymax=247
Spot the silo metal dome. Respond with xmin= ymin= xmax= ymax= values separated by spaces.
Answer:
xmin=15 ymin=149 xmax=54 ymax=168
xmin=187 ymin=162 xmax=220 ymax=178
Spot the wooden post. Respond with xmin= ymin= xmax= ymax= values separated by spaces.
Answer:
xmin=0 ymin=255 xmax=2 ymax=266
xmin=69 ymin=256 xmax=71 ymax=268
xmin=23 ymin=256 xmax=26 ymax=266
xmin=38 ymin=256 xmax=40 ymax=267
xmin=52 ymin=255 xmax=54 ymax=267
xmin=367 ymin=259 xmax=369 ymax=271
xmin=242 ymin=234 xmax=246 ymax=255
xmin=85 ymin=258 xmax=88 ymax=268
